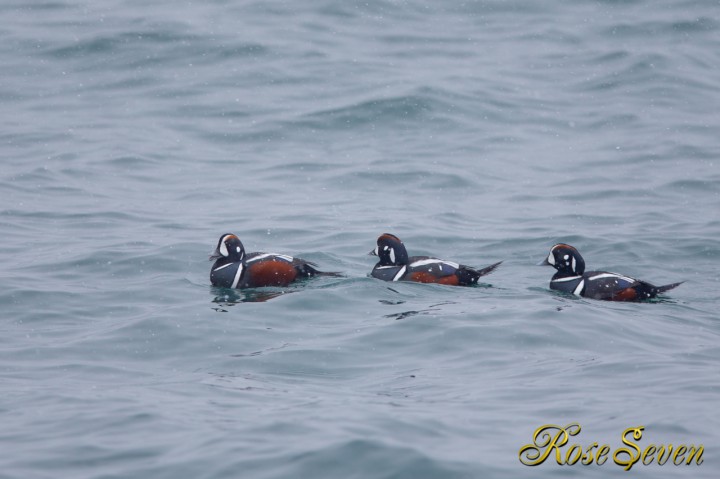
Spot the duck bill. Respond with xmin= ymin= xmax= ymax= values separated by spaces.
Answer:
xmin=209 ymin=249 xmax=222 ymax=261
xmin=536 ymin=258 xmax=550 ymax=266
xmin=368 ymin=249 xmax=377 ymax=256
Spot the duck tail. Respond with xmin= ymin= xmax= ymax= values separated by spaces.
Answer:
xmin=655 ymin=281 xmax=684 ymax=294
xmin=475 ymin=261 xmax=503 ymax=277
xmin=300 ymin=262 xmax=343 ymax=278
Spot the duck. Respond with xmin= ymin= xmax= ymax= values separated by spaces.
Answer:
xmin=210 ymin=233 xmax=339 ymax=288
xmin=370 ymin=233 xmax=501 ymax=286
xmin=539 ymin=243 xmax=682 ymax=301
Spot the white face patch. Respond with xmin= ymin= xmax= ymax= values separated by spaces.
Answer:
xmin=219 ymin=236 xmax=231 ymax=257
xmin=563 ymin=254 xmax=569 ymax=260
xmin=547 ymin=252 xmax=555 ymax=265
xmin=373 ymin=246 xmax=379 ymax=256
xmin=389 ymin=248 xmax=396 ymax=264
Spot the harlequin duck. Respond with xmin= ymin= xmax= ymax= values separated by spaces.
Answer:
xmin=539 ymin=243 xmax=683 ymax=301
xmin=210 ymin=233 xmax=339 ymax=288
xmin=369 ymin=233 xmax=501 ymax=286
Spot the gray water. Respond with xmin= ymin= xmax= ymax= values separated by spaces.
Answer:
xmin=1 ymin=1 xmax=719 ymax=478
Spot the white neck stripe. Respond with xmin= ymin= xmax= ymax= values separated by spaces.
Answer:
xmin=213 ymin=263 xmax=234 ymax=272
xmin=573 ymin=279 xmax=585 ymax=295
xmin=231 ymin=264 xmax=244 ymax=288
xmin=392 ymin=265 xmax=407 ymax=281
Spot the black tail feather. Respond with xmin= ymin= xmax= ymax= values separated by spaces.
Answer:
xmin=655 ymin=281 xmax=684 ymax=294
xmin=475 ymin=261 xmax=503 ymax=277
xmin=458 ymin=261 xmax=502 ymax=285
xmin=298 ymin=262 xmax=343 ymax=278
